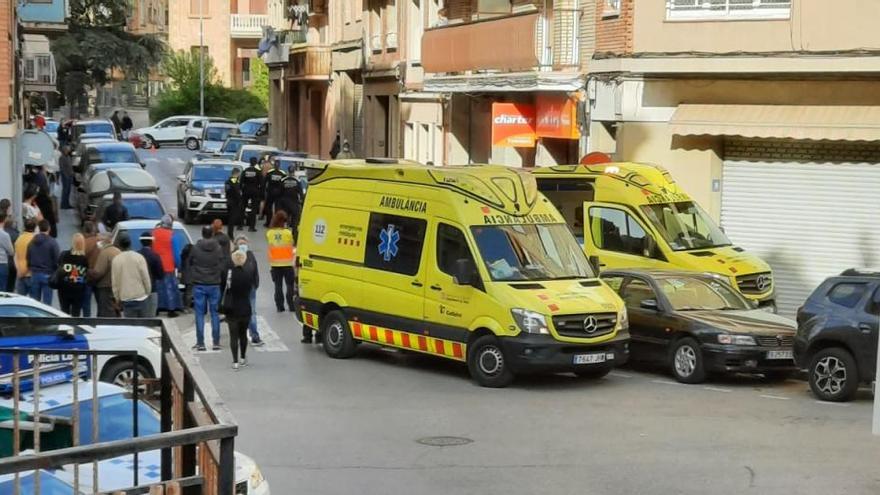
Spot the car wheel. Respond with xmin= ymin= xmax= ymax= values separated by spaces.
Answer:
xmin=670 ymin=337 xmax=706 ymax=384
xmin=185 ymin=137 xmax=199 ymax=151
xmin=100 ymin=360 xmax=153 ymax=394
xmin=321 ymin=310 xmax=356 ymax=359
xmin=182 ymin=207 xmax=197 ymax=224
xmin=467 ymin=335 xmax=514 ymax=388
xmin=574 ymin=365 xmax=613 ymax=379
xmin=809 ymin=347 xmax=859 ymax=402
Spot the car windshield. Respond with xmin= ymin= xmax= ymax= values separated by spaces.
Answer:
xmin=205 ymin=127 xmax=234 ymax=141
xmin=239 ymin=149 xmax=266 ymax=164
xmin=658 ymin=276 xmax=751 ymax=311
xmin=640 ymin=201 xmax=731 ymax=251
xmin=44 ymin=122 xmax=59 ymax=133
xmin=82 ymin=123 xmax=114 ymax=135
xmin=471 ymin=224 xmax=594 ymax=281
xmin=193 ymin=165 xmax=237 ymax=182
xmin=121 ymin=198 xmax=164 ymax=219
xmin=120 ymin=228 xmax=189 ymax=252
xmin=46 ymin=393 xmax=161 ymax=444
xmin=239 ymin=121 xmax=262 ymax=135
xmin=222 ymin=139 xmax=248 ymax=153
xmin=89 ymin=148 xmax=139 ymax=164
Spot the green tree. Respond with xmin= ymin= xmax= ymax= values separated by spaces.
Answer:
xmin=248 ymin=57 xmax=269 ymax=108
xmin=50 ymin=0 xmax=165 ymax=116
xmin=161 ymin=49 xmax=219 ymax=91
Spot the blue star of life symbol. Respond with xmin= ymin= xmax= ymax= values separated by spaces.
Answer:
xmin=378 ymin=224 xmax=400 ymax=261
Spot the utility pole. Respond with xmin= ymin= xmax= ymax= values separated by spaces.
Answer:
xmin=199 ymin=0 xmax=205 ymax=116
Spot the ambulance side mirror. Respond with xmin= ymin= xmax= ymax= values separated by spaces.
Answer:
xmin=453 ymin=258 xmax=477 ymax=287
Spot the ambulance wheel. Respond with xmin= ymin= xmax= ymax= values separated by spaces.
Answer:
xmin=101 ymin=360 xmax=153 ymax=394
xmin=467 ymin=335 xmax=514 ymax=388
xmin=322 ymin=310 xmax=356 ymax=359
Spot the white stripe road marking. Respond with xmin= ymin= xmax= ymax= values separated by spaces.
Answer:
xmin=652 ymin=379 xmax=686 ymax=386
xmin=814 ymin=400 xmax=850 ymax=407
xmin=759 ymin=394 xmax=790 ymax=401
xmin=609 ymin=371 xmax=633 ymax=378
xmin=704 ymin=386 xmax=732 ymax=393
xmin=178 ymin=315 xmax=290 ymax=353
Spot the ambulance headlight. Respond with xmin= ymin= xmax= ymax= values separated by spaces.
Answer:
xmin=618 ymin=308 xmax=628 ymax=330
xmin=511 ymin=309 xmax=549 ymax=335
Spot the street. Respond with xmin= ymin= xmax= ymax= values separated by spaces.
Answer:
xmin=57 ymin=148 xmax=880 ymax=495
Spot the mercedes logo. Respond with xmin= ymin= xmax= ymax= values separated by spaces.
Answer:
xmin=583 ymin=316 xmax=599 ymax=334
xmin=755 ymin=275 xmax=769 ymax=291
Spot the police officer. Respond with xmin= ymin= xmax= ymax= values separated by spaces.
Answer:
xmin=278 ymin=165 xmax=304 ymax=242
xmin=240 ymin=157 xmax=263 ymax=232
xmin=262 ymin=158 xmax=287 ymax=228
xmin=225 ymin=167 xmax=243 ymax=239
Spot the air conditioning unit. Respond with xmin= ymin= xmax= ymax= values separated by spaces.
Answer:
xmin=386 ymin=32 xmax=398 ymax=50
xmin=370 ymin=34 xmax=383 ymax=53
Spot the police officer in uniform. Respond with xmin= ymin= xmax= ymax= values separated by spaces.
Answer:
xmin=225 ymin=167 xmax=243 ymax=239
xmin=262 ymin=159 xmax=287 ymax=228
xmin=278 ymin=165 xmax=305 ymax=242
xmin=240 ymin=157 xmax=263 ymax=232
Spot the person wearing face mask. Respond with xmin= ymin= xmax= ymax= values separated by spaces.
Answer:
xmin=234 ymin=235 xmax=264 ymax=346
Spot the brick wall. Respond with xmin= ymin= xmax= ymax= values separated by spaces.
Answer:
xmin=0 ymin=0 xmax=11 ymax=123
xmin=725 ymin=138 xmax=880 ymax=164
xmin=595 ymin=0 xmax=633 ymax=56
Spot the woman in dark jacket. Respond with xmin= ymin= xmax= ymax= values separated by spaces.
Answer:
xmin=57 ymin=233 xmax=89 ymax=316
xmin=226 ymin=250 xmax=255 ymax=370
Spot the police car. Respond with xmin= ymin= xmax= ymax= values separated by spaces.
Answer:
xmin=0 ymin=380 xmax=270 ymax=494
xmin=0 ymin=293 xmax=161 ymax=392
xmin=176 ymin=159 xmax=243 ymax=223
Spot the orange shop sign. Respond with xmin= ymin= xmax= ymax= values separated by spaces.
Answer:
xmin=536 ymin=94 xmax=580 ymax=140
xmin=492 ymin=103 xmax=537 ymax=148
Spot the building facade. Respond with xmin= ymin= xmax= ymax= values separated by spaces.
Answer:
xmin=589 ymin=0 xmax=880 ymax=316
xmin=169 ymin=0 xmax=270 ymax=89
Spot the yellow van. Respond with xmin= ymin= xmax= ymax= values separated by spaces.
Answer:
xmin=297 ymin=160 xmax=629 ymax=387
xmin=532 ymin=162 xmax=776 ymax=310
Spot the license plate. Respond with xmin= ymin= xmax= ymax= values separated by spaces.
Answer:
xmin=766 ymin=350 xmax=793 ymax=360
xmin=212 ymin=204 xmax=227 ymax=210
xmin=574 ymin=353 xmax=607 ymax=365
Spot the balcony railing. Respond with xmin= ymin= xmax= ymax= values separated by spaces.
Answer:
xmin=230 ymin=14 xmax=270 ymax=38
xmin=666 ymin=0 xmax=791 ymax=20
xmin=289 ymin=46 xmax=331 ymax=79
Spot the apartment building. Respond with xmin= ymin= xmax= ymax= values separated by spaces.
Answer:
xmin=590 ymin=0 xmax=880 ymax=316
xmin=170 ymin=0 xmax=270 ymax=88
xmin=0 ymin=0 xmax=19 ymax=205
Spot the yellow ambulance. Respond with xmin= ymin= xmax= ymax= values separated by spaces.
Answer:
xmin=532 ymin=162 xmax=776 ymax=310
xmin=297 ymin=159 xmax=629 ymax=387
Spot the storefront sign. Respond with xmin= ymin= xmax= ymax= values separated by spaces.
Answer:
xmin=536 ymin=94 xmax=580 ymax=140
xmin=492 ymin=103 xmax=537 ymax=148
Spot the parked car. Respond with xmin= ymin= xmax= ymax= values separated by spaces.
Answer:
xmin=177 ymin=159 xmax=242 ymax=223
xmin=70 ymin=119 xmax=117 ymax=147
xmin=234 ymin=144 xmax=279 ymax=167
xmin=0 ymin=292 xmax=161 ymax=390
xmin=238 ymin=117 xmax=269 ymax=144
xmin=197 ymin=122 xmax=238 ymax=154
xmin=794 ymin=269 xmax=879 ymax=402
xmin=94 ymin=193 xmax=166 ymax=232
xmin=0 ymin=380 xmax=271 ymax=494
xmin=73 ymin=141 xmax=143 ymax=180
xmin=77 ymin=168 xmax=159 ymax=222
xmin=601 ymin=269 xmax=797 ymax=383
xmin=84 ymin=162 xmax=143 ymax=182
xmin=197 ymin=135 xmax=256 ymax=160
xmin=131 ymin=115 xmax=202 ymax=149
xmin=43 ymin=119 xmax=60 ymax=134
xmin=184 ymin=116 xmax=235 ymax=150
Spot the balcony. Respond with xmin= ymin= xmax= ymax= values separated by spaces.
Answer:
xmin=231 ymin=14 xmax=270 ymax=39
xmin=18 ymin=0 xmax=69 ymax=34
xmin=22 ymin=53 xmax=57 ymax=92
xmin=287 ymin=46 xmax=331 ymax=80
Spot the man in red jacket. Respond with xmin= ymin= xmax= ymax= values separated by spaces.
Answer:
xmin=152 ymin=214 xmax=184 ymax=317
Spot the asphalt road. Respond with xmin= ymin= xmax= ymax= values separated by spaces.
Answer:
xmin=57 ymin=147 xmax=880 ymax=495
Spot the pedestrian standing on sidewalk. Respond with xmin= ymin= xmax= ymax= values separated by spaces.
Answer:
xmin=225 ymin=250 xmax=255 ymax=370
xmin=240 ymin=157 xmax=262 ymax=233
xmin=225 ymin=168 xmax=242 ymax=239
xmin=111 ymin=232 xmax=152 ymax=317
xmin=110 ymin=111 xmax=122 ymax=140
xmin=233 ymin=235 xmax=264 ymax=346
xmin=57 ymin=233 xmax=88 ymax=316
xmin=153 ymin=214 xmax=184 ymax=316
xmin=1 ymin=210 xmax=18 ymax=292
xmin=14 ymin=219 xmax=36 ymax=295
xmin=189 ymin=226 xmax=225 ymax=351
xmin=211 ymin=219 xmax=232 ymax=292
xmin=81 ymin=222 xmax=99 ymax=317
xmin=22 ymin=186 xmax=42 ymax=224
xmin=59 ymin=146 xmax=75 ymax=210
xmin=138 ymin=231 xmax=164 ymax=317
xmin=89 ymin=234 xmax=121 ymax=317
xmin=0 ymin=212 xmax=14 ymax=293
xmin=262 ymin=160 xmax=286 ymax=228
xmin=26 ymin=220 xmax=59 ymax=305
xmin=121 ymin=112 xmax=133 ymax=140
xmin=266 ymin=211 xmax=297 ymax=317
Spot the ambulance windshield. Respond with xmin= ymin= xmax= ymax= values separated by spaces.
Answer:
xmin=641 ymin=201 xmax=731 ymax=251
xmin=471 ymin=224 xmax=595 ymax=281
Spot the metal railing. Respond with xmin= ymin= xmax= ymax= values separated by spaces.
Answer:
xmin=0 ymin=317 xmax=238 ymax=495
xmin=666 ymin=0 xmax=792 ymax=20
xmin=230 ymin=14 xmax=270 ymax=38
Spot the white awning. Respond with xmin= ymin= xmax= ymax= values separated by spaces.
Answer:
xmin=423 ymin=72 xmax=583 ymax=93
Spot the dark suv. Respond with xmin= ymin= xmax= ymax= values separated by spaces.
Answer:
xmin=794 ymin=270 xmax=879 ymax=402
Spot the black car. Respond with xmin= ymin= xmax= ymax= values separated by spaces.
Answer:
xmin=601 ymin=269 xmax=797 ymax=383
xmin=794 ymin=269 xmax=879 ymax=402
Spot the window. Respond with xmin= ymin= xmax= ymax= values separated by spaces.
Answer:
xmin=23 ymin=58 xmax=35 ymax=81
xmin=364 ymin=213 xmax=427 ymax=276
xmin=589 ymin=207 xmax=649 ymax=257
xmin=0 ymin=305 xmax=54 ymax=318
xmin=604 ymin=0 xmax=621 ymax=16
xmin=602 ymin=276 xmax=625 ymax=292
xmin=827 ymin=283 xmax=867 ymax=309
xmin=471 ymin=224 xmax=593 ymax=282
xmin=190 ymin=0 xmax=208 ymax=16
xmin=666 ymin=0 xmax=791 ymax=21
xmin=193 ymin=120 xmax=204 ymax=129
xmin=436 ymin=223 xmax=475 ymax=278
xmin=242 ymin=58 xmax=251 ymax=85
xmin=620 ymin=279 xmax=656 ymax=309
xmin=476 ymin=0 xmax=511 ymax=18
